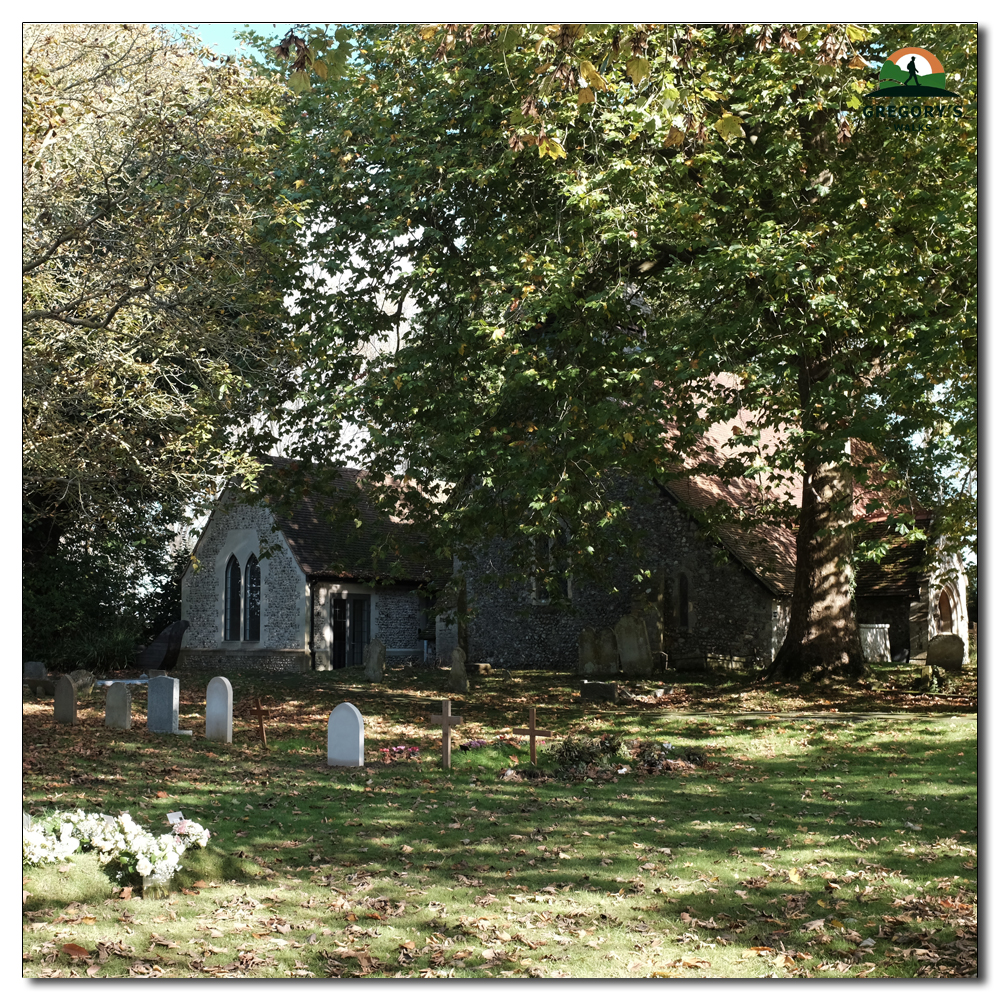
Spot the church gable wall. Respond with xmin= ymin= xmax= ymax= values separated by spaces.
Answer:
xmin=181 ymin=494 xmax=307 ymax=660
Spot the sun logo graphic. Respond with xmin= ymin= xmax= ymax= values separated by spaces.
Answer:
xmin=874 ymin=47 xmax=961 ymax=98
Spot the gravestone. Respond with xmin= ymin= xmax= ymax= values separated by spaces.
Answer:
xmin=24 ymin=662 xmax=46 ymax=681
xmin=450 ymin=647 xmax=469 ymax=693
xmin=597 ymin=627 xmax=619 ymax=676
xmin=363 ymin=637 xmax=386 ymax=682
xmin=615 ymin=612 xmax=653 ymax=678
xmin=53 ymin=676 xmax=77 ymax=724
xmin=580 ymin=680 xmax=618 ymax=703
xmin=205 ymin=677 xmax=233 ymax=743
xmin=104 ymin=682 xmax=132 ymax=730
xmin=578 ymin=628 xmax=599 ymax=676
xmin=136 ymin=620 xmax=190 ymax=674
xmin=327 ymin=702 xmax=365 ymax=766
xmin=927 ymin=632 xmax=965 ymax=671
xmin=859 ymin=623 xmax=891 ymax=663
xmin=147 ymin=675 xmax=191 ymax=734
xmin=68 ymin=669 xmax=96 ymax=696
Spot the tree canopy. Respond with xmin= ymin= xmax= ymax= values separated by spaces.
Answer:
xmin=22 ymin=23 xmax=300 ymax=662
xmin=23 ymin=23 xmax=297 ymax=557
xmin=249 ymin=23 xmax=976 ymax=677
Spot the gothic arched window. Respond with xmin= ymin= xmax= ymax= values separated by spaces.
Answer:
xmin=224 ymin=555 xmax=241 ymax=640
xmin=244 ymin=554 xmax=261 ymax=641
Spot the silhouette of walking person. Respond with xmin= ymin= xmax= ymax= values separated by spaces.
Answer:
xmin=903 ymin=56 xmax=920 ymax=86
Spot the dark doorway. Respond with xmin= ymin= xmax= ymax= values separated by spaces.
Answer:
xmin=349 ymin=597 xmax=371 ymax=665
xmin=331 ymin=597 xmax=347 ymax=669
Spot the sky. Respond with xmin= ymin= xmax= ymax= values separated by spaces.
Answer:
xmin=160 ymin=23 xmax=296 ymax=58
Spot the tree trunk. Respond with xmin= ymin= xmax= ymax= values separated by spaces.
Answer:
xmin=765 ymin=457 xmax=865 ymax=681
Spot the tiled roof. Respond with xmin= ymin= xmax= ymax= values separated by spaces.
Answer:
xmin=255 ymin=457 xmax=433 ymax=583
xmin=658 ymin=409 xmax=930 ymax=597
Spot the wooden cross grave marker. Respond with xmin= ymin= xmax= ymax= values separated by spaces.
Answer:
xmin=248 ymin=697 xmax=270 ymax=750
xmin=430 ymin=699 xmax=463 ymax=769
xmin=513 ymin=707 xmax=553 ymax=765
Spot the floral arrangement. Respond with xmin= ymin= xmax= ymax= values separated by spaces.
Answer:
xmin=378 ymin=744 xmax=421 ymax=763
xmin=458 ymin=739 xmax=488 ymax=751
xmin=23 ymin=809 xmax=210 ymax=883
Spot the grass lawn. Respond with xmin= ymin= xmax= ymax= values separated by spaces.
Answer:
xmin=22 ymin=659 xmax=978 ymax=978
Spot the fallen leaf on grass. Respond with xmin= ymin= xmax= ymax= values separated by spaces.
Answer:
xmin=119 ymin=887 xmax=133 ymax=900
xmin=155 ymin=791 xmax=168 ymax=799
xmin=62 ymin=943 xmax=90 ymax=959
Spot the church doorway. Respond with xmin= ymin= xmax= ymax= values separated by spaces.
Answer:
xmin=331 ymin=595 xmax=371 ymax=668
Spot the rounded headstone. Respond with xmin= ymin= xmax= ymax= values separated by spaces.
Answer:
xmin=53 ymin=675 xmax=77 ymax=724
xmin=328 ymin=702 xmax=365 ymax=766
xmin=927 ymin=632 xmax=965 ymax=671
xmin=205 ymin=676 xmax=233 ymax=743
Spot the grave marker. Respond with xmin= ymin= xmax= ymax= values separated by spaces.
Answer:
xmin=23 ymin=662 xmax=46 ymax=681
xmin=205 ymin=677 xmax=233 ymax=743
xmin=430 ymin=699 xmax=463 ymax=769
xmin=147 ymin=675 xmax=179 ymax=733
xmin=248 ymin=697 xmax=270 ymax=749
xmin=512 ymin=707 xmax=553 ymax=765
xmin=451 ymin=647 xmax=469 ymax=693
xmin=578 ymin=628 xmax=599 ymax=676
xmin=104 ymin=682 xmax=132 ymax=730
xmin=597 ymin=627 xmax=619 ymax=676
xmin=363 ymin=637 xmax=386 ymax=682
xmin=147 ymin=676 xmax=192 ymax=735
xmin=614 ymin=611 xmax=653 ymax=678
xmin=53 ymin=676 xmax=77 ymax=725
xmin=327 ymin=702 xmax=365 ymax=766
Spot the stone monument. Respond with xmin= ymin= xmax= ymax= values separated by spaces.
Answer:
xmin=327 ymin=702 xmax=365 ymax=766
xmin=363 ymin=637 xmax=386 ymax=682
xmin=205 ymin=676 xmax=233 ymax=743
xmin=104 ymin=682 xmax=132 ymax=730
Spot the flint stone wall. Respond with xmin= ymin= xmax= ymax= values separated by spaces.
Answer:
xmin=464 ymin=480 xmax=783 ymax=669
xmin=181 ymin=490 xmax=307 ymax=657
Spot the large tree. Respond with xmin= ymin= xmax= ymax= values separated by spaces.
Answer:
xmin=22 ymin=23 xmax=298 ymax=660
xmin=23 ymin=23 xmax=296 ymax=559
xmin=252 ymin=22 xmax=977 ymax=679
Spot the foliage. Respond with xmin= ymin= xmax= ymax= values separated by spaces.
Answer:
xmin=246 ymin=23 xmax=976 ymax=675
xmin=22 ymin=23 xmax=296 ymax=552
xmin=21 ymin=514 xmax=190 ymax=669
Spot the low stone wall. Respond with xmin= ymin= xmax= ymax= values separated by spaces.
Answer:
xmin=176 ymin=648 xmax=311 ymax=673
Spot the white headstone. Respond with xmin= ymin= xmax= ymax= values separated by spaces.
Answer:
xmin=859 ymin=623 xmax=891 ymax=663
xmin=327 ymin=702 xmax=365 ymax=767
xmin=54 ymin=676 xmax=77 ymax=724
xmin=205 ymin=676 xmax=233 ymax=743
xmin=104 ymin=682 xmax=132 ymax=730
xmin=147 ymin=675 xmax=179 ymax=733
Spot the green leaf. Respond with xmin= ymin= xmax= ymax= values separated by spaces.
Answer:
xmin=287 ymin=70 xmax=311 ymax=94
